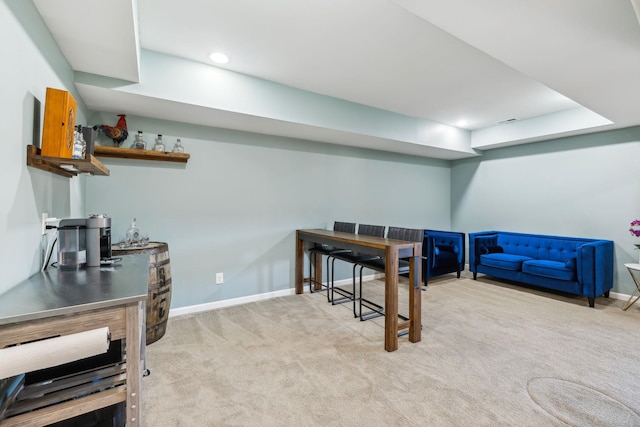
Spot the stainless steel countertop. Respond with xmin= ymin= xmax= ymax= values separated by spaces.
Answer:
xmin=0 ymin=254 xmax=149 ymax=326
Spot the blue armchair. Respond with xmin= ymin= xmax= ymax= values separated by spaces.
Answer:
xmin=423 ymin=230 xmax=465 ymax=284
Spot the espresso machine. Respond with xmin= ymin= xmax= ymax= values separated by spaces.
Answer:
xmin=57 ymin=214 xmax=112 ymax=269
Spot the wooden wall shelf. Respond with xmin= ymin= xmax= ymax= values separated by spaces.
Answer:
xmin=26 ymin=145 xmax=109 ymax=178
xmin=93 ymin=146 xmax=190 ymax=163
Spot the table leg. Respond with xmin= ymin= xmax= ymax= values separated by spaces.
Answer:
xmin=295 ymin=232 xmax=304 ymax=294
xmin=384 ymin=247 xmax=399 ymax=352
xmin=408 ymin=243 xmax=422 ymax=343
xmin=313 ymin=250 xmax=322 ymax=291
xmin=125 ymin=301 xmax=142 ymax=426
xmin=622 ymin=292 xmax=640 ymax=311
xmin=623 ymin=266 xmax=640 ymax=311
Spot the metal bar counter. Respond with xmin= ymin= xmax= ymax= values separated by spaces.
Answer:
xmin=0 ymin=255 xmax=148 ymax=326
xmin=0 ymin=255 xmax=148 ymax=427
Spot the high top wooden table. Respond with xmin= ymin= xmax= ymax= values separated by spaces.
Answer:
xmin=295 ymin=229 xmax=422 ymax=352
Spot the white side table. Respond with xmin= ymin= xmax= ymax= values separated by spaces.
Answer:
xmin=623 ymin=263 xmax=640 ymax=311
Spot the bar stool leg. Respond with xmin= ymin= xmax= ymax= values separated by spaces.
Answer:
xmin=308 ymin=252 xmax=314 ymax=293
xmin=327 ymin=255 xmax=335 ymax=303
xmin=331 ymin=259 xmax=354 ymax=306
xmin=352 ymin=263 xmax=359 ymax=317
xmin=358 ymin=266 xmax=384 ymax=321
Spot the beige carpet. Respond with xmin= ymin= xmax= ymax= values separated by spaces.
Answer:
xmin=141 ymin=273 xmax=640 ymax=426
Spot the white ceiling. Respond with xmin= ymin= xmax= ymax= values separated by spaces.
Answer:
xmin=32 ymin=0 xmax=640 ymax=159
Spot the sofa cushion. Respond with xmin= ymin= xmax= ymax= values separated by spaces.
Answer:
xmin=522 ymin=260 xmax=575 ymax=281
xmin=481 ymin=245 xmax=504 ymax=254
xmin=435 ymin=245 xmax=458 ymax=255
xmin=433 ymin=250 xmax=458 ymax=269
xmin=495 ymin=235 xmax=581 ymax=263
xmin=480 ymin=253 xmax=533 ymax=271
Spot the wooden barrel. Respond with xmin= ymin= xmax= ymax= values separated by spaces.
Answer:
xmin=112 ymin=242 xmax=172 ymax=345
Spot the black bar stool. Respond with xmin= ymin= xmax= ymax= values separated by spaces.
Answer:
xmin=353 ymin=227 xmax=423 ymax=321
xmin=330 ymin=224 xmax=386 ymax=305
xmin=308 ymin=221 xmax=356 ymax=301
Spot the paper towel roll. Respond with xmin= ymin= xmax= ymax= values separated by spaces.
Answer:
xmin=0 ymin=327 xmax=110 ymax=380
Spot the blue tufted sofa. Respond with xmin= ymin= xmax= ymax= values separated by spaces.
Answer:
xmin=469 ymin=231 xmax=614 ymax=307
xmin=423 ymin=230 xmax=465 ymax=284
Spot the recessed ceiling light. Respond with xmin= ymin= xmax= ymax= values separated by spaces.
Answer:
xmin=209 ymin=52 xmax=229 ymax=64
xmin=456 ymin=120 xmax=468 ymax=127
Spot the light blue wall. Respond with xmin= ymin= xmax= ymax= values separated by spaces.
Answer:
xmin=1 ymin=0 xmax=450 ymax=309
xmin=85 ymin=114 xmax=451 ymax=309
xmin=0 ymin=0 xmax=87 ymax=294
xmin=4 ymin=0 xmax=638 ymax=309
xmin=451 ymin=127 xmax=640 ymax=295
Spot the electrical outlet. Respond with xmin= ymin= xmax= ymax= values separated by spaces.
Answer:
xmin=41 ymin=213 xmax=48 ymax=235
xmin=216 ymin=272 xmax=224 ymax=284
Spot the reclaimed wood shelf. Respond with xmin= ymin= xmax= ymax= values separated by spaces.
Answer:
xmin=93 ymin=146 xmax=190 ymax=163
xmin=26 ymin=145 xmax=109 ymax=178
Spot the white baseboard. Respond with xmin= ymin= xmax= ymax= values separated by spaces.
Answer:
xmin=168 ymin=288 xmax=294 ymax=318
xmin=169 ymin=273 xmax=628 ymax=318
xmin=168 ymin=272 xmax=384 ymax=318
xmin=609 ymin=291 xmax=629 ymax=301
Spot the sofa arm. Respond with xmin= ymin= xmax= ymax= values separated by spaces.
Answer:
xmin=427 ymin=232 xmax=464 ymax=262
xmin=422 ymin=230 xmax=466 ymax=281
xmin=432 ymin=243 xmax=461 ymax=268
xmin=576 ymin=240 xmax=614 ymax=298
xmin=469 ymin=233 xmax=498 ymax=272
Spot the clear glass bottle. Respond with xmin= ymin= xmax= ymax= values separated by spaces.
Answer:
xmin=72 ymin=125 xmax=84 ymax=159
xmin=80 ymin=125 xmax=87 ymax=158
xmin=172 ymin=138 xmax=184 ymax=153
xmin=131 ymin=131 xmax=147 ymax=150
xmin=125 ymin=218 xmax=141 ymax=247
xmin=153 ymin=134 xmax=165 ymax=152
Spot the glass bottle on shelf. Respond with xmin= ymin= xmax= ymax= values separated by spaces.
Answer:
xmin=80 ymin=125 xmax=87 ymax=158
xmin=172 ymin=138 xmax=184 ymax=153
xmin=131 ymin=131 xmax=147 ymax=150
xmin=72 ymin=125 xmax=84 ymax=159
xmin=153 ymin=134 xmax=165 ymax=152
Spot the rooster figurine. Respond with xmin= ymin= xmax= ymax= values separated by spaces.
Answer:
xmin=95 ymin=114 xmax=128 ymax=146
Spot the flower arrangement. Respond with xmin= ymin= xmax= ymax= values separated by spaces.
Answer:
xmin=630 ymin=219 xmax=640 ymax=249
